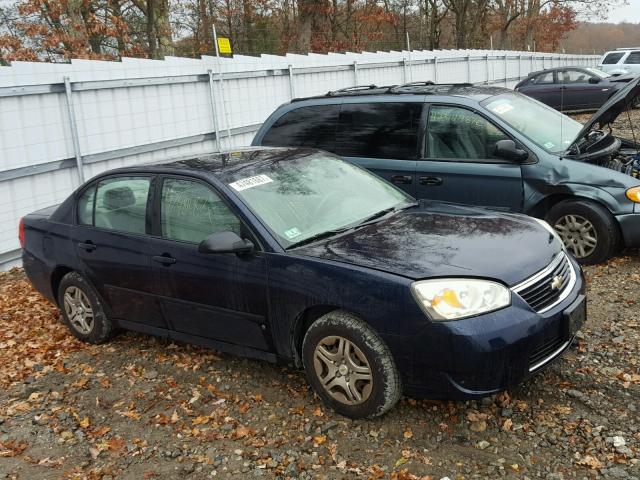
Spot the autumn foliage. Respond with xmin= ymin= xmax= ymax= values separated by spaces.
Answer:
xmin=0 ymin=0 xmax=605 ymax=64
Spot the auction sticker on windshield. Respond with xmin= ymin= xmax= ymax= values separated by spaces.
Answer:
xmin=230 ymin=174 xmax=273 ymax=192
xmin=490 ymin=102 xmax=514 ymax=115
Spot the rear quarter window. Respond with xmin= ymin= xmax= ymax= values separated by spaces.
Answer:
xmin=261 ymin=105 xmax=339 ymax=150
xmin=602 ymin=52 xmax=625 ymax=64
xmin=624 ymin=52 xmax=640 ymax=64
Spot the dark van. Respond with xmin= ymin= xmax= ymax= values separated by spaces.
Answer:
xmin=252 ymin=80 xmax=640 ymax=264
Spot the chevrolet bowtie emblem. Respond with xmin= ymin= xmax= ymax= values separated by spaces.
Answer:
xmin=550 ymin=275 xmax=564 ymax=290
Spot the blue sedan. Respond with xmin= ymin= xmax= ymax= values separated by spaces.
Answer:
xmin=20 ymin=147 xmax=585 ymax=418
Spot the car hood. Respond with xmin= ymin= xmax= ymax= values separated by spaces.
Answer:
xmin=291 ymin=202 xmax=562 ymax=286
xmin=566 ymin=75 xmax=640 ymax=153
xmin=608 ymin=73 xmax=638 ymax=83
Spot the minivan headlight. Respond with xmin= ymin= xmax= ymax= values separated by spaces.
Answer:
xmin=411 ymin=279 xmax=511 ymax=321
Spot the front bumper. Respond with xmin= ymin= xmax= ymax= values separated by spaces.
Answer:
xmin=616 ymin=213 xmax=640 ymax=248
xmin=398 ymin=256 xmax=586 ymax=400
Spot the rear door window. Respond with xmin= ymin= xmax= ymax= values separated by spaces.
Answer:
xmin=624 ymin=52 xmax=640 ymax=64
xmin=531 ymin=72 xmax=555 ymax=84
xmin=93 ymin=177 xmax=151 ymax=234
xmin=602 ymin=52 xmax=625 ymax=64
xmin=261 ymin=105 xmax=339 ymax=150
xmin=335 ymin=103 xmax=422 ymax=160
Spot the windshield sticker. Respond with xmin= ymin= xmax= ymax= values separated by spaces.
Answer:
xmin=284 ymin=227 xmax=302 ymax=240
xmin=229 ymin=174 xmax=273 ymax=192
xmin=544 ymin=141 xmax=555 ymax=149
xmin=489 ymin=102 xmax=514 ymax=115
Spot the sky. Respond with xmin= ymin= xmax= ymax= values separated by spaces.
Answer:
xmin=606 ymin=0 xmax=640 ymax=23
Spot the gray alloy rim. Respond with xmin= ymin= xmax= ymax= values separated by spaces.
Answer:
xmin=63 ymin=286 xmax=94 ymax=335
xmin=553 ymin=214 xmax=598 ymax=259
xmin=313 ymin=336 xmax=373 ymax=405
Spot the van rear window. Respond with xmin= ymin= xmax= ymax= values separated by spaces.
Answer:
xmin=602 ymin=52 xmax=624 ymax=64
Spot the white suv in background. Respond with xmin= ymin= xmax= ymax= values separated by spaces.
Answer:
xmin=598 ymin=48 xmax=640 ymax=76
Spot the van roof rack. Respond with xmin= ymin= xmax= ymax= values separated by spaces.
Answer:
xmin=291 ymin=82 xmax=480 ymax=102
xmin=615 ymin=47 xmax=640 ymax=51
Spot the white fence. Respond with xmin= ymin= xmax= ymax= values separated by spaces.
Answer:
xmin=0 ymin=49 xmax=598 ymax=269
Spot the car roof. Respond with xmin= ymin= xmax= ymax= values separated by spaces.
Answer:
xmin=290 ymin=82 xmax=512 ymax=103
xmin=527 ymin=66 xmax=593 ymax=76
xmin=99 ymin=146 xmax=321 ymax=180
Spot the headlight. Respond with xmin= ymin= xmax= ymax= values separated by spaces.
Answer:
xmin=532 ymin=217 xmax=563 ymax=245
xmin=411 ymin=279 xmax=511 ymax=321
xmin=626 ymin=186 xmax=640 ymax=203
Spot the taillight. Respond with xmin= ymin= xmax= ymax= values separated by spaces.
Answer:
xmin=18 ymin=217 xmax=25 ymax=248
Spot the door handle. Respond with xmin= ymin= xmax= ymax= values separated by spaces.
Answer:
xmin=152 ymin=255 xmax=176 ymax=265
xmin=419 ymin=176 xmax=443 ymax=186
xmin=78 ymin=242 xmax=97 ymax=252
xmin=390 ymin=175 xmax=413 ymax=185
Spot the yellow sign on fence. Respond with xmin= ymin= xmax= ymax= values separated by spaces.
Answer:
xmin=217 ymin=37 xmax=233 ymax=57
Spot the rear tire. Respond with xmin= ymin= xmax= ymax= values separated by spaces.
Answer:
xmin=302 ymin=310 xmax=401 ymax=419
xmin=57 ymin=272 xmax=114 ymax=344
xmin=546 ymin=199 xmax=619 ymax=265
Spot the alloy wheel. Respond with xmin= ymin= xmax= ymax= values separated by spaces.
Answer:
xmin=313 ymin=336 xmax=373 ymax=405
xmin=63 ymin=286 xmax=94 ymax=335
xmin=553 ymin=214 xmax=598 ymax=259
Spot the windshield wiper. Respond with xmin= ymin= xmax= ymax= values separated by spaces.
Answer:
xmin=287 ymin=202 xmax=418 ymax=250
xmin=286 ymin=227 xmax=353 ymax=249
xmin=354 ymin=201 xmax=419 ymax=227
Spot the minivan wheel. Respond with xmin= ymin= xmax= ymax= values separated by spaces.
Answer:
xmin=301 ymin=311 xmax=401 ymax=419
xmin=546 ymin=199 xmax=619 ymax=265
xmin=57 ymin=272 xmax=114 ymax=344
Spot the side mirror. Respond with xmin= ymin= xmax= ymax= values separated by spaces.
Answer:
xmin=494 ymin=139 xmax=529 ymax=162
xmin=588 ymin=77 xmax=601 ymax=84
xmin=198 ymin=231 xmax=254 ymax=255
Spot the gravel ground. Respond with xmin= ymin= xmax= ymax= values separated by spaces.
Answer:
xmin=0 ymin=255 xmax=639 ymax=480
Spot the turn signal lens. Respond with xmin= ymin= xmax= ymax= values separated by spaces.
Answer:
xmin=626 ymin=186 xmax=640 ymax=203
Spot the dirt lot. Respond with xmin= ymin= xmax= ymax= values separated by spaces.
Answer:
xmin=0 ymin=255 xmax=639 ymax=480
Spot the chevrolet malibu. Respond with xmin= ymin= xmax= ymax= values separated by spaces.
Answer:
xmin=20 ymin=147 xmax=585 ymax=418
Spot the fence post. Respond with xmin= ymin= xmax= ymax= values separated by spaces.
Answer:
xmin=288 ymin=65 xmax=296 ymax=98
xmin=485 ymin=54 xmax=490 ymax=85
xmin=403 ymin=58 xmax=409 ymax=84
xmin=207 ymin=70 xmax=222 ymax=152
xmin=529 ymin=53 xmax=535 ymax=73
xmin=467 ymin=55 xmax=471 ymax=83
xmin=434 ymin=57 xmax=438 ymax=83
xmin=518 ymin=54 xmax=522 ymax=79
xmin=353 ymin=60 xmax=359 ymax=85
xmin=504 ymin=54 xmax=508 ymax=85
xmin=63 ymin=77 xmax=85 ymax=184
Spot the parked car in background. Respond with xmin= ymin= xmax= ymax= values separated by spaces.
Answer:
xmin=599 ymin=48 xmax=640 ymax=76
xmin=514 ymin=66 xmax=638 ymax=111
xmin=253 ymin=79 xmax=640 ymax=265
xmin=21 ymin=147 xmax=585 ymax=418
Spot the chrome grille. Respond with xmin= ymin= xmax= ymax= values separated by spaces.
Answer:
xmin=512 ymin=253 xmax=575 ymax=314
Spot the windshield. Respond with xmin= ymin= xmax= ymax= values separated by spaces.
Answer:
xmin=585 ymin=67 xmax=611 ymax=79
xmin=226 ymin=152 xmax=414 ymax=247
xmin=481 ymin=92 xmax=584 ymax=153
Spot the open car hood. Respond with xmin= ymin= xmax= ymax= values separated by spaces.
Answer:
xmin=566 ymin=76 xmax=640 ymax=154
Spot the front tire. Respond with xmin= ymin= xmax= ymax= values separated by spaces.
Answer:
xmin=546 ymin=199 xmax=619 ymax=265
xmin=302 ymin=311 xmax=401 ymax=419
xmin=57 ymin=272 xmax=114 ymax=344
